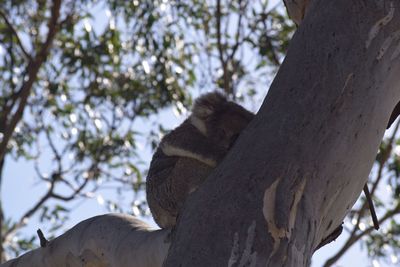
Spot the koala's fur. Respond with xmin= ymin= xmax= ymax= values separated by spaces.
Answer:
xmin=146 ymin=92 xmax=254 ymax=228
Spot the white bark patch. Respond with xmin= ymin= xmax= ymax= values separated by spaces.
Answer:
xmin=238 ymin=221 xmax=257 ymax=267
xmin=228 ymin=232 xmax=240 ymax=267
xmin=376 ymin=30 xmax=400 ymax=60
xmin=287 ymin=179 xmax=307 ymax=238
xmin=263 ymin=177 xmax=286 ymax=256
xmin=263 ymin=177 xmax=307 ymax=260
xmin=366 ymin=2 xmax=395 ymax=48
xmin=227 ymin=221 xmax=257 ymax=267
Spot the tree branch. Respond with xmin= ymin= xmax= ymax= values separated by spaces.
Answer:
xmin=322 ymin=119 xmax=400 ymax=266
xmin=228 ymin=0 xmax=245 ymax=61
xmin=50 ymin=178 xmax=89 ymax=201
xmin=261 ymin=18 xmax=281 ymax=66
xmin=215 ymin=0 xmax=230 ymax=95
xmin=0 ymin=0 xmax=62 ymax=163
xmin=44 ymin=127 xmax=63 ymax=174
xmin=4 ymin=186 xmax=54 ymax=238
xmin=323 ymin=203 xmax=400 ymax=267
xmin=0 ymin=10 xmax=32 ymax=61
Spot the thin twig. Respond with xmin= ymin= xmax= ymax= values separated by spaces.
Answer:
xmin=216 ymin=0 xmax=230 ymax=94
xmin=0 ymin=10 xmax=32 ymax=60
xmin=351 ymin=120 xmax=398 ymax=234
xmin=45 ymin=127 xmax=63 ymax=173
xmin=51 ymin=178 xmax=89 ymax=201
xmin=323 ymin=203 xmax=400 ymax=267
xmin=363 ymin=184 xmax=379 ymax=230
xmin=228 ymin=0 xmax=246 ymax=61
xmin=0 ymin=0 xmax=62 ymax=163
xmin=4 ymin=185 xmax=54 ymax=238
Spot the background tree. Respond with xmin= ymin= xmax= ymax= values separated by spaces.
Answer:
xmin=1 ymin=0 xmax=400 ymax=266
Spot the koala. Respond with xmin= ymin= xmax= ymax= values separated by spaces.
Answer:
xmin=146 ymin=92 xmax=254 ymax=228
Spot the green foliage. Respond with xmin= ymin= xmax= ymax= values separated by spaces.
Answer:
xmin=0 ymin=0 xmax=294 ymax=259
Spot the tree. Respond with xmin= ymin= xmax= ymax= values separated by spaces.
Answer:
xmin=0 ymin=0 xmax=293 ymax=263
xmin=165 ymin=0 xmax=400 ymax=265
xmin=2 ymin=0 xmax=400 ymax=266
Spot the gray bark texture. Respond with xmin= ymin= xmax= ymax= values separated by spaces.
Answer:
xmin=1 ymin=214 xmax=170 ymax=267
xmin=165 ymin=0 xmax=400 ymax=266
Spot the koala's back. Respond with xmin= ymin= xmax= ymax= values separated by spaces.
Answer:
xmin=145 ymin=92 xmax=254 ymax=229
xmin=146 ymin=149 xmax=213 ymax=228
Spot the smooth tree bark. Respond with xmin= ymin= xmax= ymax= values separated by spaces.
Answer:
xmin=1 ymin=214 xmax=170 ymax=267
xmin=164 ymin=0 xmax=400 ymax=266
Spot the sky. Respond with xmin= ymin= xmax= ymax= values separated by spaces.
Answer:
xmin=2 ymin=1 xmax=398 ymax=266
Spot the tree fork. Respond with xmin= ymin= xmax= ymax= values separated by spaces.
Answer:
xmin=165 ymin=1 xmax=400 ymax=266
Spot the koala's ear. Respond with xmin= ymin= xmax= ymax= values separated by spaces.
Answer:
xmin=192 ymin=92 xmax=227 ymax=119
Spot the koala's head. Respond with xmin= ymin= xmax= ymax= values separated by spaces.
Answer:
xmin=190 ymin=92 xmax=254 ymax=149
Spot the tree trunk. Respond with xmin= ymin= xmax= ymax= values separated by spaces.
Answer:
xmin=164 ymin=1 xmax=400 ymax=266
